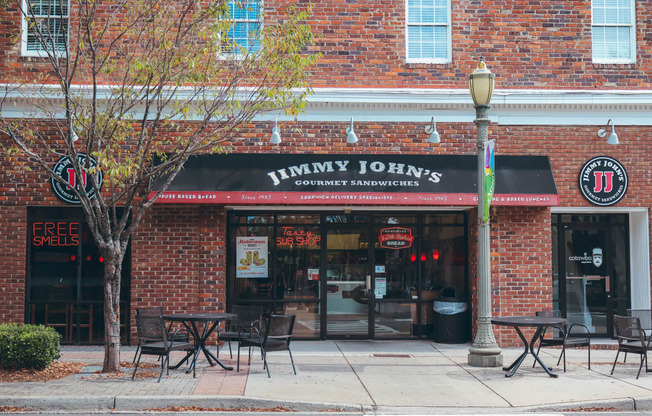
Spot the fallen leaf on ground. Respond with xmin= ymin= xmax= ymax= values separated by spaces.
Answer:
xmin=0 ymin=361 xmax=84 ymax=382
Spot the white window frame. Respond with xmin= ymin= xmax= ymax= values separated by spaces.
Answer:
xmin=405 ymin=0 xmax=452 ymax=64
xmin=220 ymin=0 xmax=263 ymax=58
xmin=591 ymin=0 xmax=636 ymax=64
xmin=20 ymin=0 xmax=69 ymax=57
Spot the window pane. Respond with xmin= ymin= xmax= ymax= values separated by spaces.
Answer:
xmin=408 ymin=4 xmax=421 ymax=23
xmin=407 ymin=27 xmax=421 ymax=59
xmin=225 ymin=0 xmax=261 ymax=55
xmin=421 ymin=26 xmax=435 ymax=59
xmin=434 ymin=0 xmax=448 ymax=24
xmin=406 ymin=0 xmax=449 ymax=60
xmin=434 ymin=26 xmax=447 ymax=58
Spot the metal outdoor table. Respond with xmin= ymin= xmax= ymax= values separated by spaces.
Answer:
xmin=491 ymin=316 xmax=567 ymax=378
xmin=163 ymin=312 xmax=236 ymax=377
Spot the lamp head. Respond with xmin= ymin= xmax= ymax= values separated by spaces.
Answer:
xmin=270 ymin=118 xmax=281 ymax=144
xmin=346 ymin=117 xmax=358 ymax=143
xmin=597 ymin=119 xmax=619 ymax=145
xmin=468 ymin=57 xmax=496 ymax=107
xmin=425 ymin=117 xmax=441 ymax=144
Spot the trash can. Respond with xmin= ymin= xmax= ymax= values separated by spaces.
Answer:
xmin=433 ymin=287 xmax=470 ymax=343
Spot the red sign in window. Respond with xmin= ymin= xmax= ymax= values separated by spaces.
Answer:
xmin=378 ymin=227 xmax=415 ymax=249
xmin=32 ymin=222 xmax=80 ymax=247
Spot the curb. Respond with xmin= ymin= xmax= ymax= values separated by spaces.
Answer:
xmin=0 ymin=395 xmax=364 ymax=413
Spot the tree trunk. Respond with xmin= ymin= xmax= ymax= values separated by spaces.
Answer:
xmin=101 ymin=250 xmax=124 ymax=373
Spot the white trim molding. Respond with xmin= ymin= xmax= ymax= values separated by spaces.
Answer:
xmin=3 ymin=84 xmax=652 ymax=126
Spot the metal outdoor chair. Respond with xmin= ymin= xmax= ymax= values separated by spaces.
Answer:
xmin=132 ymin=314 xmax=194 ymax=382
xmin=611 ymin=315 xmax=650 ymax=379
xmin=132 ymin=307 xmax=189 ymax=363
xmin=627 ymin=309 xmax=652 ymax=343
xmin=532 ymin=310 xmax=591 ymax=372
xmin=218 ymin=304 xmax=263 ymax=360
xmin=237 ymin=313 xmax=296 ymax=378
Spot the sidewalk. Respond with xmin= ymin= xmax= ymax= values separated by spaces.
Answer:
xmin=2 ymin=340 xmax=652 ymax=414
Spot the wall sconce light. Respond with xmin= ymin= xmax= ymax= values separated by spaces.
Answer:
xmin=425 ymin=116 xmax=440 ymax=144
xmin=597 ymin=119 xmax=619 ymax=145
xmin=346 ymin=117 xmax=358 ymax=143
xmin=270 ymin=117 xmax=281 ymax=144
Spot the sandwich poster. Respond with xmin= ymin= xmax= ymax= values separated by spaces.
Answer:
xmin=236 ymin=236 xmax=268 ymax=278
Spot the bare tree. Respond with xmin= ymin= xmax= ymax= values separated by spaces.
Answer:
xmin=0 ymin=0 xmax=318 ymax=372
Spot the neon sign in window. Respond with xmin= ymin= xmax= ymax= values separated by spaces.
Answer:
xmin=32 ymin=222 xmax=80 ymax=247
xmin=276 ymin=227 xmax=321 ymax=247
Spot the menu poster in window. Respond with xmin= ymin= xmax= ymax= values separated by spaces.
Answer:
xmin=236 ymin=237 xmax=268 ymax=278
xmin=374 ymin=278 xmax=386 ymax=299
xmin=308 ymin=269 xmax=319 ymax=281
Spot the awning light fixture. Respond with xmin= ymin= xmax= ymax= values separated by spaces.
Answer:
xmin=597 ymin=119 xmax=619 ymax=145
xmin=425 ymin=117 xmax=441 ymax=144
xmin=270 ymin=117 xmax=281 ymax=144
xmin=346 ymin=117 xmax=358 ymax=144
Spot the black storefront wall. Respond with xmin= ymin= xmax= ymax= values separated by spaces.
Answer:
xmin=150 ymin=154 xmax=558 ymax=206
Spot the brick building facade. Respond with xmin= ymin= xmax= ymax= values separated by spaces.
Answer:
xmin=1 ymin=0 xmax=651 ymax=347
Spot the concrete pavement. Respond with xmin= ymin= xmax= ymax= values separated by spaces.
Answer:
xmin=2 ymin=340 xmax=652 ymax=414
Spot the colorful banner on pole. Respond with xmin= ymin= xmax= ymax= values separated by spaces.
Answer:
xmin=483 ymin=140 xmax=496 ymax=221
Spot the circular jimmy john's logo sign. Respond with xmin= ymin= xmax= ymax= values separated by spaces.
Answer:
xmin=578 ymin=156 xmax=628 ymax=206
xmin=51 ymin=154 xmax=103 ymax=204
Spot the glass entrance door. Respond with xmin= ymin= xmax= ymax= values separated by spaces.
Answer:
xmin=563 ymin=228 xmax=609 ymax=334
xmin=553 ymin=214 xmax=630 ymax=337
xmin=325 ymin=228 xmax=370 ymax=338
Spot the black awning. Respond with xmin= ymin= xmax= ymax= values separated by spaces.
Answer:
xmin=151 ymin=153 xmax=557 ymax=206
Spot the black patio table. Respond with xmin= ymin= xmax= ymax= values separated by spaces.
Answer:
xmin=491 ymin=315 xmax=567 ymax=378
xmin=163 ymin=312 xmax=236 ymax=377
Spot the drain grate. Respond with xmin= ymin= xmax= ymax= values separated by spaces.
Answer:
xmin=371 ymin=353 xmax=411 ymax=358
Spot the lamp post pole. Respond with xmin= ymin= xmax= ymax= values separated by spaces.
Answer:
xmin=467 ymin=59 xmax=503 ymax=367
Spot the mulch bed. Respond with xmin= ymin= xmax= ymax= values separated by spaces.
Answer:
xmin=0 ymin=360 xmax=162 ymax=383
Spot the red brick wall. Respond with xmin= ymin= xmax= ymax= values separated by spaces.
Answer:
xmin=130 ymin=205 xmax=227 ymax=342
xmin=0 ymin=122 xmax=650 ymax=348
xmin=2 ymin=1 xmax=652 ymax=88
xmin=0 ymin=205 xmax=27 ymax=323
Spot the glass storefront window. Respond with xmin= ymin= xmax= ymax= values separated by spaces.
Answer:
xmin=325 ymin=214 xmax=369 ymax=224
xmin=373 ymin=226 xmax=417 ymax=300
xmin=27 ymin=208 xmax=130 ymax=344
xmin=228 ymin=211 xmax=468 ymax=340
xmin=232 ymin=226 xmax=274 ymax=302
xmin=276 ymin=225 xmax=321 ymax=300
xmin=277 ymin=214 xmax=320 ymax=224
xmin=374 ymin=215 xmax=417 ymax=225
xmin=420 ymin=225 xmax=467 ymax=299
xmin=230 ymin=214 xmax=274 ymax=225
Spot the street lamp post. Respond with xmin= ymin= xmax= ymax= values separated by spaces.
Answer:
xmin=467 ymin=58 xmax=503 ymax=367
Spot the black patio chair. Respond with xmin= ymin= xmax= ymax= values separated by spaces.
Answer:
xmin=218 ymin=304 xmax=263 ymax=360
xmin=132 ymin=306 xmax=189 ymax=363
xmin=611 ymin=315 xmax=650 ymax=379
xmin=132 ymin=313 xmax=194 ymax=382
xmin=627 ymin=309 xmax=652 ymax=342
xmin=237 ymin=313 xmax=296 ymax=378
xmin=532 ymin=310 xmax=591 ymax=372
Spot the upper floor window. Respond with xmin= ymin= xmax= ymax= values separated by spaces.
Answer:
xmin=592 ymin=0 xmax=636 ymax=63
xmin=406 ymin=0 xmax=451 ymax=63
xmin=21 ymin=0 xmax=69 ymax=57
xmin=222 ymin=0 xmax=262 ymax=56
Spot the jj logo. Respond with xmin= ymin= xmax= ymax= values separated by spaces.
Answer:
xmin=51 ymin=154 xmax=103 ymax=204
xmin=578 ymin=156 xmax=628 ymax=207
xmin=65 ymin=168 xmax=87 ymax=190
xmin=592 ymin=171 xmax=614 ymax=193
